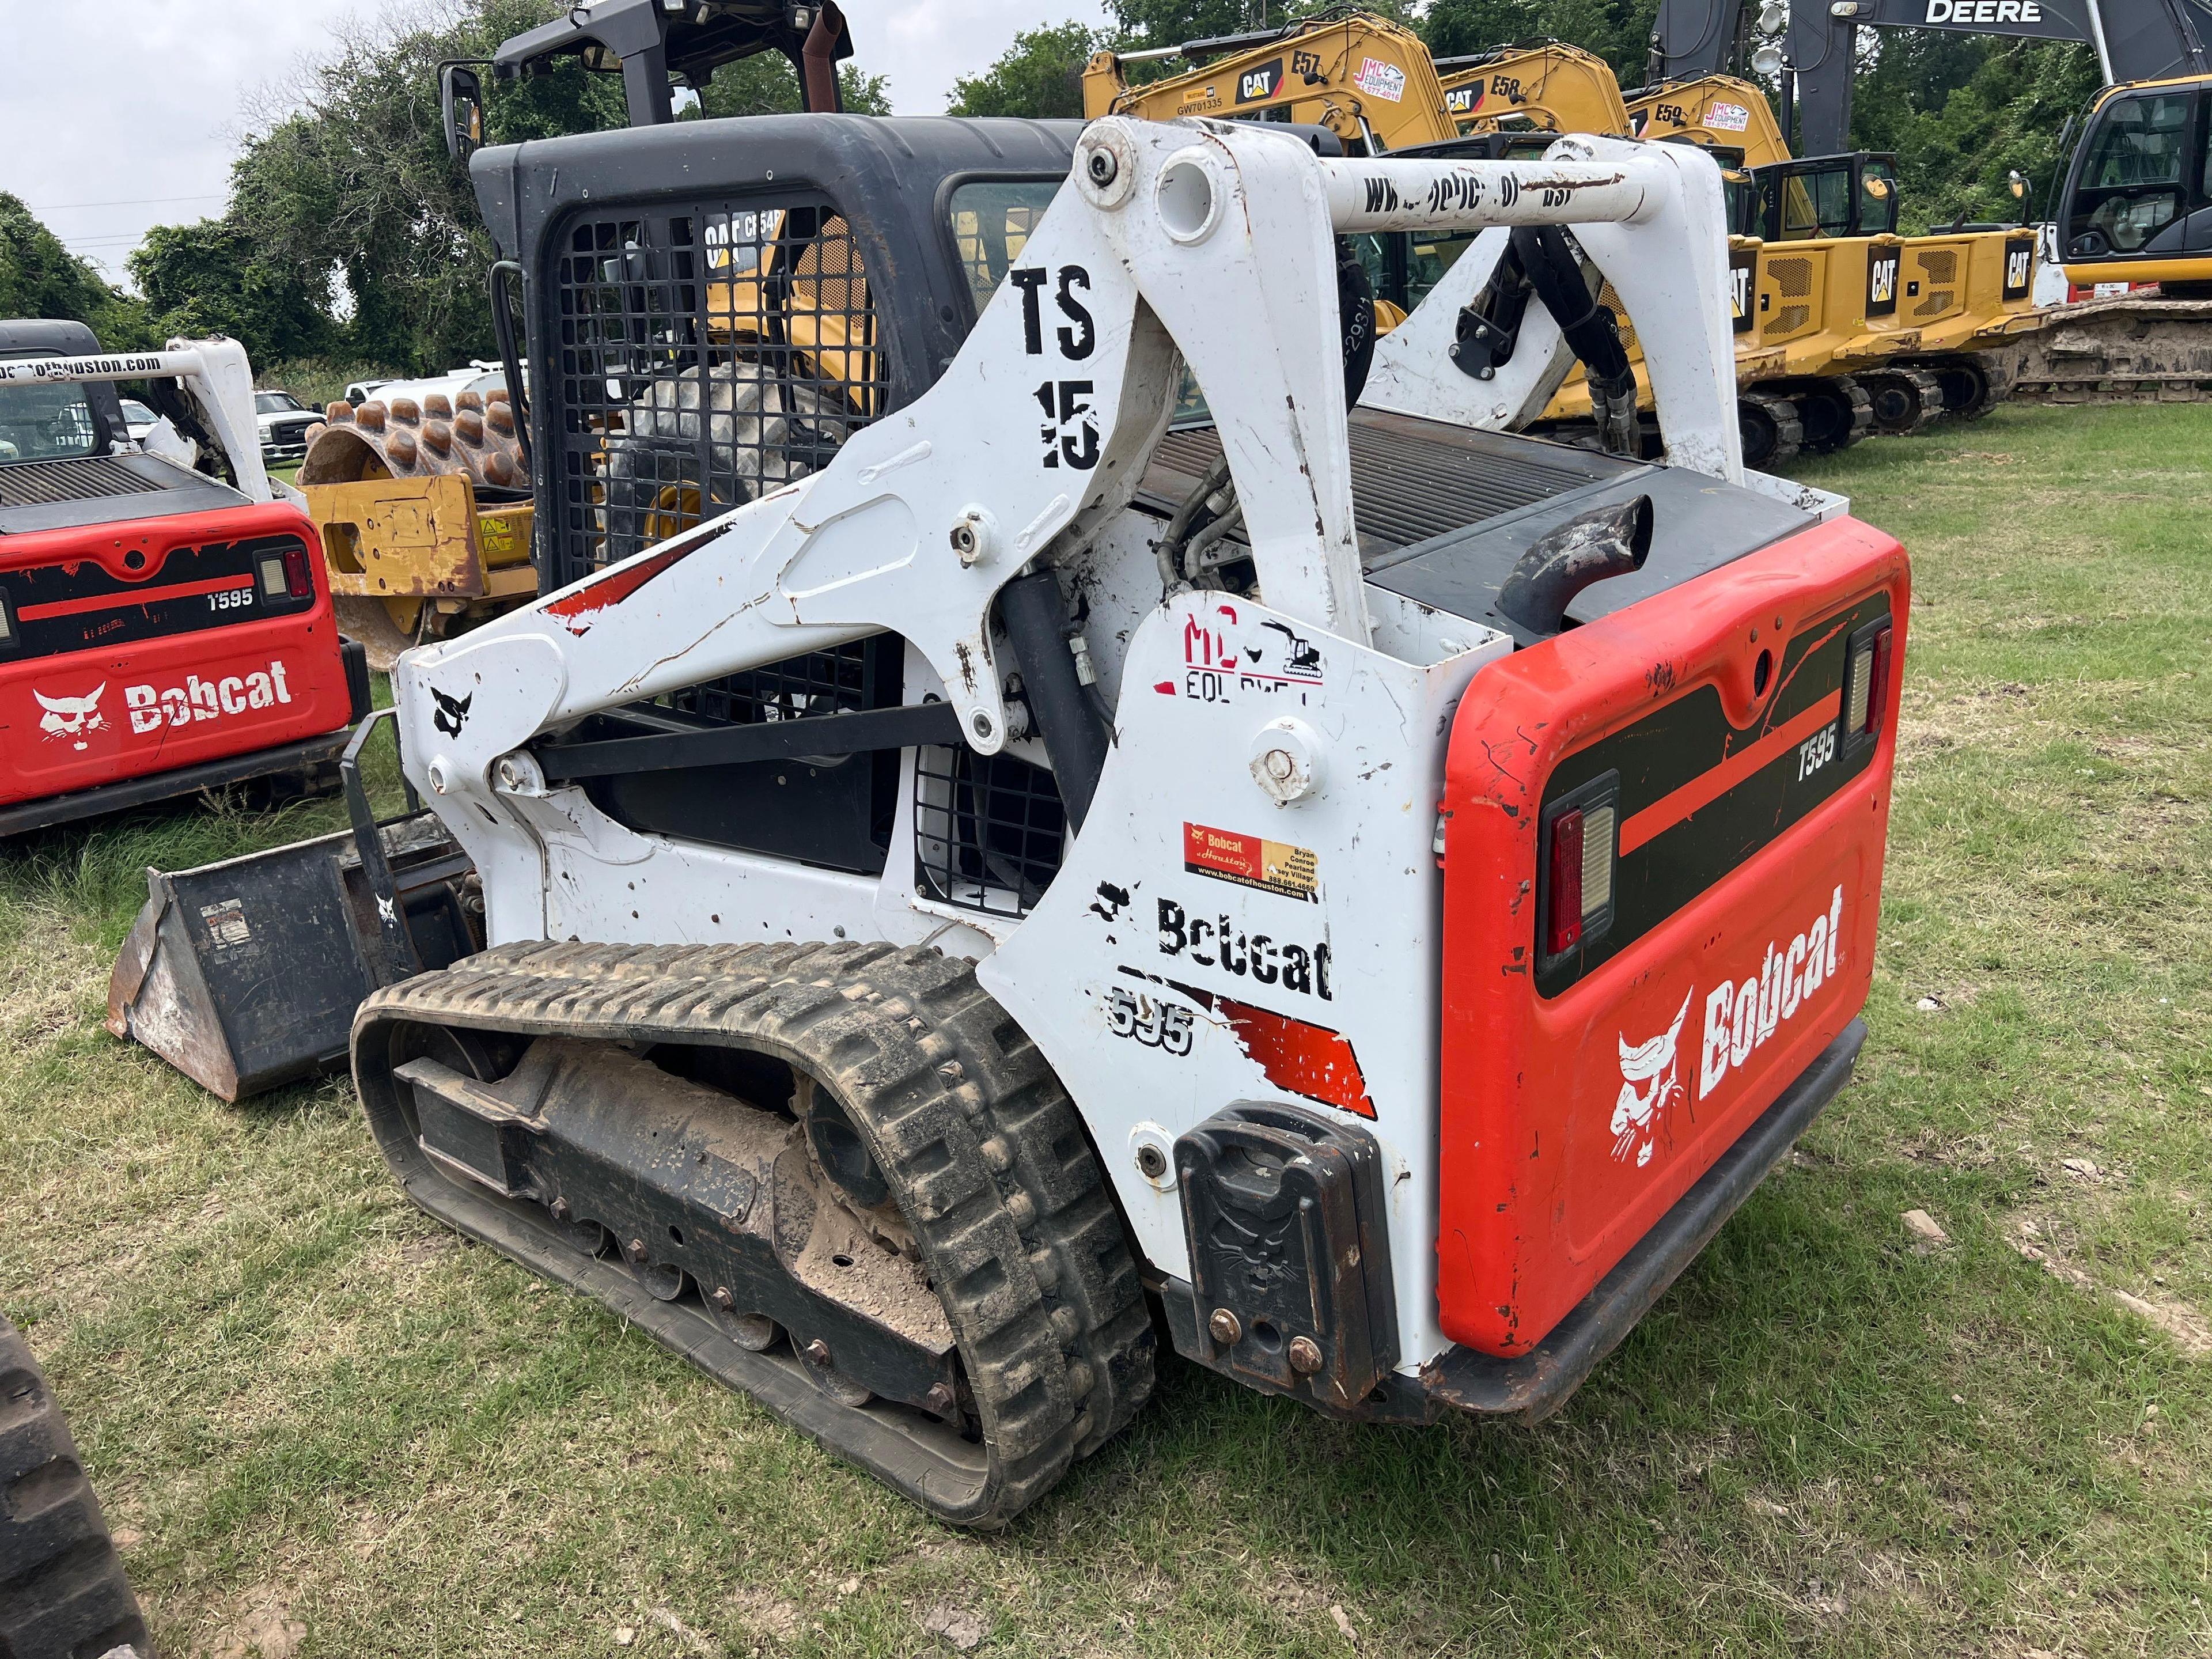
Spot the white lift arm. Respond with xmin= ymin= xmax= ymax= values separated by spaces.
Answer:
xmin=0 ymin=338 xmax=273 ymax=502
xmin=392 ymin=118 xmax=1740 ymax=882
xmin=1361 ymin=134 xmax=1743 ymax=484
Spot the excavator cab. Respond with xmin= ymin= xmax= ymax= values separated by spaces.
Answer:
xmin=1753 ymin=153 xmax=1902 ymax=242
xmin=2056 ymin=76 xmax=2212 ymax=291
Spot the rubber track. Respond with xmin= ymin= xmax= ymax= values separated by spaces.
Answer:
xmin=1740 ymin=392 xmax=1802 ymax=469
xmin=354 ymin=939 xmax=1155 ymax=1528
xmin=1811 ymin=376 xmax=1875 ymax=453
xmin=0 ymin=1317 xmax=147 ymax=1659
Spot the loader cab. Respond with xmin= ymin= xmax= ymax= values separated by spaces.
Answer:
xmin=467 ymin=115 xmax=1080 ymax=877
xmin=1751 ymin=153 xmax=1901 ymax=242
xmin=2057 ymin=77 xmax=2212 ymax=283
xmin=0 ymin=321 xmax=124 ymax=465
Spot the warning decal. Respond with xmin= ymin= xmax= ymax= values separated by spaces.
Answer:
xmin=1183 ymin=822 xmax=1320 ymax=902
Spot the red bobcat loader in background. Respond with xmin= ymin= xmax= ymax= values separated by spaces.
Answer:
xmin=0 ymin=322 xmax=369 ymax=836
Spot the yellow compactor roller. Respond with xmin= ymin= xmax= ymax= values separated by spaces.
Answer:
xmin=299 ymin=389 xmax=536 ymax=671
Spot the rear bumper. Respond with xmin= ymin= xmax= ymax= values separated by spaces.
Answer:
xmin=0 ymin=726 xmax=350 ymax=838
xmin=1417 ymin=1018 xmax=1863 ymax=1422
xmin=2 ymin=638 xmax=370 ymax=838
xmin=1153 ymin=1020 xmax=1864 ymax=1425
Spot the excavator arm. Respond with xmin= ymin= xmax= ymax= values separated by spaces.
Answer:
xmin=1434 ymin=41 xmax=1635 ymax=137
xmin=1082 ymin=16 xmax=1459 ymax=151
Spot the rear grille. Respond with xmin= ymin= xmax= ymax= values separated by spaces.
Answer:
xmin=1152 ymin=418 xmax=1614 ymax=551
xmin=1766 ymin=255 xmax=1815 ymax=340
xmin=0 ymin=457 xmax=164 ymax=509
xmin=1911 ymin=249 xmax=1959 ymax=319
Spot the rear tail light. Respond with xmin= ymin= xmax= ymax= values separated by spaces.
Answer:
xmin=1844 ymin=618 xmax=1895 ymax=748
xmin=282 ymin=543 xmax=315 ymax=597
xmin=1547 ymin=809 xmax=1585 ymax=956
xmin=1541 ymin=773 xmax=1620 ymax=962
xmin=0 ymin=593 xmax=14 ymax=650
xmin=257 ymin=551 xmax=289 ymax=597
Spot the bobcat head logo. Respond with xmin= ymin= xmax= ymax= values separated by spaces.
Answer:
xmin=1612 ymin=988 xmax=1693 ymax=1169
xmin=430 ymin=686 xmax=473 ymax=737
xmin=35 ymin=684 xmax=107 ymax=751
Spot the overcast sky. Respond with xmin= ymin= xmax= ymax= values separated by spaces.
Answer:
xmin=3 ymin=0 xmax=1113 ymax=286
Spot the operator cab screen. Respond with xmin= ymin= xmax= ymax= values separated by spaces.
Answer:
xmin=0 ymin=368 xmax=101 ymax=464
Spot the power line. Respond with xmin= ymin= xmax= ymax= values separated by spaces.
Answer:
xmin=25 ymin=191 xmax=226 ymax=212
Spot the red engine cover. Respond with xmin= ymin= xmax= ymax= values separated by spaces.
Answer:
xmin=1437 ymin=515 xmax=1910 ymax=1357
xmin=0 ymin=501 xmax=353 ymax=808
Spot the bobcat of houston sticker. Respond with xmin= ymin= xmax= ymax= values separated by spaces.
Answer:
xmin=1183 ymin=822 xmax=1319 ymax=901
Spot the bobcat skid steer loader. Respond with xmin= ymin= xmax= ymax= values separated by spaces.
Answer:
xmin=0 ymin=325 xmax=370 ymax=836
xmin=135 ymin=112 xmax=1910 ymax=1526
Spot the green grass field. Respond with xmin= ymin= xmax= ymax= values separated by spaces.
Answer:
xmin=4 ymin=403 xmax=2208 ymax=1658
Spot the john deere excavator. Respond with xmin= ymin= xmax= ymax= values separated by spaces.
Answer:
xmin=112 ymin=1 xmax=1915 ymax=1532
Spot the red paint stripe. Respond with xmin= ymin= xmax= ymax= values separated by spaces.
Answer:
xmin=1215 ymin=995 xmax=1377 ymax=1119
xmin=543 ymin=536 xmax=701 ymax=634
xmin=1618 ymin=690 xmax=1842 ymax=856
xmin=18 ymin=573 xmax=253 ymax=622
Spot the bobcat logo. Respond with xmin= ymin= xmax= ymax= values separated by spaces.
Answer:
xmin=1209 ymin=1206 xmax=1298 ymax=1291
xmin=1612 ymin=989 xmax=1692 ymax=1168
xmin=35 ymin=684 xmax=107 ymax=751
xmin=430 ymin=686 xmax=473 ymax=737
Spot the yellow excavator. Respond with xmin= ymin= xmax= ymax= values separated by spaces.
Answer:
xmin=1084 ymin=12 xmax=1469 ymax=341
xmin=1434 ymin=41 xmax=1635 ymax=136
xmin=1083 ymin=13 xmax=1456 ymax=154
xmin=1437 ymin=43 xmax=2039 ymax=446
xmin=1781 ymin=0 xmax=2212 ymax=403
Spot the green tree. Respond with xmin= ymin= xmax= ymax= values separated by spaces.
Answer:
xmin=130 ymin=217 xmax=335 ymax=363
xmin=0 ymin=195 xmax=154 ymax=346
xmin=1421 ymin=0 xmax=1662 ymax=85
xmin=696 ymin=54 xmax=891 ymax=118
xmin=1850 ymin=36 xmax=2099 ymax=229
xmin=947 ymin=22 xmax=1101 ymax=118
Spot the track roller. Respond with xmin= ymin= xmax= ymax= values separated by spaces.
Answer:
xmin=353 ymin=939 xmax=1156 ymax=1528
xmin=1925 ymin=354 xmax=2001 ymax=421
xmin=1785 ymin=376 xmax=1873 ymax=454
xmin=1738 ymin=392 xmax=1803 ymax=471
xmin=1857 ymin=367 xmax=1943 ymax=435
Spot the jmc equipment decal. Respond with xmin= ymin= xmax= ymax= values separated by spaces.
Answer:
xmin=1353 ymin=56 xmax=1407 ymax=101
xmin=1156 ymin=600 xmax=1324 ymax=704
